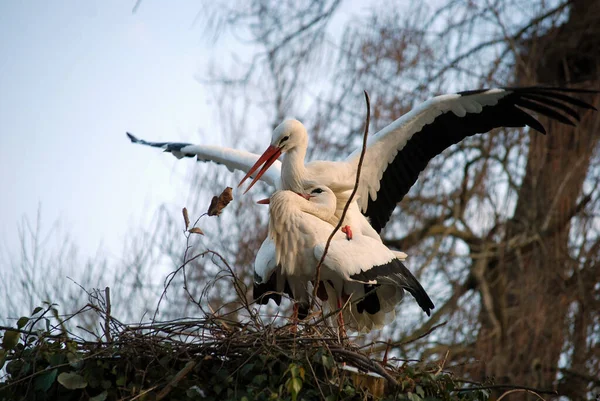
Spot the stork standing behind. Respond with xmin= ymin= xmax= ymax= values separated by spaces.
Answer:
xmin=256 ymin=185 xmax=434 ymax=332
xmin=128 ymin=87 xmax=596 ymax=236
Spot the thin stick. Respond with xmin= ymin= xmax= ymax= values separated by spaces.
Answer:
xmin=311 ymin=90 xmax=371 ymax=309
xmin=156 ymin=360 xmax=197 ymax=400
xmin=104 ymin=287 xmax=112 ymax=343
xmin=455 ymin=384 xmax=557 ymax=395
xmin=497 ymin=389 xmax=547 ymax=401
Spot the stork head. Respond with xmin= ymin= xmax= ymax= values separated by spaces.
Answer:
xmin=270 ymin=119 xmax=308 ymax=153
xmin=300 ymin=184 xmax=337 ymax=219
xmin=238 ymin=119 xmax=308 ymax=193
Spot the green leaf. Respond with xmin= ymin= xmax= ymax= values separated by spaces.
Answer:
xmin=67 ymin=351 xmax=84 ymax=369
xmin=240 ymin=363 xmax=255 ymax=377
xmin=116 ymin=375 xmax=127 ymax=386
xmin=90 ymin=391 xmax=108 ymax=401
xmin=290 ymin=377 xmax=302 ymax=394
xmin=32 ymin=307 xmax=44 ymax=315
xmin=286 ymin=377 xmax=302 ymax=401
xmin=343 ymin=385 xmax=355 ymax=396
xmin=2 ymin=330 xmax=20 ymax=350
xmin=321 ymin=354 xmax=333 ymax=369
xmin=34 ymin=369 xmax=57 ymax=392
xmin=17 ymin=317 xmax=29 ymax=329
xmin=416 ymin=385 xmax=425 ymax=398
xmin=6 ymin=360 xmax=22 ymax=376
xmin=57 ymin=372 xmax=88 ymax=390
xmin=252 ymin=374 xmax=267 ymax=386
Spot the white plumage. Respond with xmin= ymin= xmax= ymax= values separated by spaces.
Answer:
xmin=258 ymin=185 xmax=434 ymax=332
xmin=127 ymin=87 xmax=595 ymax=328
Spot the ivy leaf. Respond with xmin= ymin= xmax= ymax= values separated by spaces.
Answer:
xmin=32 ymin=307 xmax=43 ymax=315
xmin=2 ymin=330 xmax=20 ymax=350
xmin=252 ymin=374 xmax=267 ymax=386
xmin=67 ymin=352 xmax=84 ymax=369
xmin=188 ymin=227 xmax=204 ymax=235
xmin=240 ymin=363 xmax=255 ymax=377
xmin=286 ymin=377 xmax=302 ymax=401
xmin=57 ymin=372 xmax=88 ymax=390
xmin=116 ymin=375 xmax=127 ymax=386
xmin=321 ymin=354 xmax=333 ymax=369
xmin=17 ymin=317 xmax=29 ymax=329
xmin=0 ymin=350 xmax=6 ymax=370
xmin=34 ymin=369 xmax=57 ymax=392
xmin=90 ymin=391 xmax=108 ymax=401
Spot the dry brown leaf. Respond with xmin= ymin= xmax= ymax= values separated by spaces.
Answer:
xmin=188 ymin=227 xmax=204 ymax=235
xmin=182 ymin=207 xmax=190 ymax=230
xmin=207 ymin=187 xmax=234 ymax=216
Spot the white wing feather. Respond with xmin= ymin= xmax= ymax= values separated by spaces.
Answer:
xmin=346 ymin=89 xmax=509 ymax=211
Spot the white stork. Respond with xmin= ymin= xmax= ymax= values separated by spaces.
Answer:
xmin=239 ymin=87 xmax=597 ymax=232
xmin=128 ymin=87 xmax=596 ymax=233
xmin=127 ymin=87 xmax=595 ymax=322
xmin=255 ymin=185 xmax=434 ymax=332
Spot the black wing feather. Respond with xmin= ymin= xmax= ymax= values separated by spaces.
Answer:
xmin=365 ymin=87 xmax=597 ymax=232
xmin=350 ymin=259 xmax=434 ymax=316
xmin=126 ymin=132 xmax=197 ymax=158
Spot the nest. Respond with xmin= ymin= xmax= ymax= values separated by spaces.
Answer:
xmin=0 ymin=265 xmax=487 ymax=401
xmin=0 ymin=189 xmax=493 ymax=400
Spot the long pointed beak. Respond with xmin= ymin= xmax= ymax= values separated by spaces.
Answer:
xmin=257 ymin=198 xmax=270 ymax=204
xmin=238 ymin=145 xmax=282 ymax=194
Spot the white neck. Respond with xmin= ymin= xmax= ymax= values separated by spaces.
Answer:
xmin=280 ymin=145 xmax=307 ymax=192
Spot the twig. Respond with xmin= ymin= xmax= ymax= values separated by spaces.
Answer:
xmin=104 ymin=287 xmax=112 ymax=343
xmin=311 ymin=90 xmax=371 ymax=309
xmin=156 ymin=360 xmax=198 ymax=400
xmin=331 ymin=347 xmax=398 ymax=388
xmin=497 ymin=389 xmax=548 ymax=401
xmin=121 ymin=385 xmax=159 ymax=401
xmin=455 ymin=384 xmax=557 ymax=396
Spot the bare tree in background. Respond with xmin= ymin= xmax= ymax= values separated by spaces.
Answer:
xmin=193 ymin=0 xmax=600 ymax=398
xmin=4 ymin=0 xmax=597 ymax=397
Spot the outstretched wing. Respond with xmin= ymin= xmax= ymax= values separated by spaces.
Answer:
xmin=347 ymin=87 xmax=597 ymax=232
xmin=127 ymin=133 xmax=282 ymax=188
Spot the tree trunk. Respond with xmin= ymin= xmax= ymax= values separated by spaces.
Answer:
xmin=474 ymin=1 xmax=600 ymax=398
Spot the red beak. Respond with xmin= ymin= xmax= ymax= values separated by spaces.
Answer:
xmin=257 ymin=198 xmax=270 ymax=204
xmin=295 ymin=192 xmax=311 ymax=200
xmin=238 ymin=145 xmax=282 ymax=194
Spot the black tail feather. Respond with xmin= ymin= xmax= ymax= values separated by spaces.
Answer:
xmin=350 ymin=259 xmax=435 ymax=316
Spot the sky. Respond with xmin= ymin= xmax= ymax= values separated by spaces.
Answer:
xmin=0 ymin=1 xmax=239 ymax=260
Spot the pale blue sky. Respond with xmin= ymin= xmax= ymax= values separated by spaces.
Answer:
xmin=0 ymin=1 xmax=236 ymax=257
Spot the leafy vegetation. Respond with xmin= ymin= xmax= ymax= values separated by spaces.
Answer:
xmin=0 ymin=297 xmax=494 ymax=401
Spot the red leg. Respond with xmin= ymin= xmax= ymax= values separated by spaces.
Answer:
xmin=341 ymin=225 xmax=353 ymax=240
xmin=291 ymin=303 xmax=299 ymax=333
xmin=337 ymin=297 xmax=347 ymax=338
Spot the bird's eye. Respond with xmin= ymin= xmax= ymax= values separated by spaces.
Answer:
xmin=280 ymin=135 xmax=290 ymax=144
xmin=311 ymin=188 xmax=324 ymax=194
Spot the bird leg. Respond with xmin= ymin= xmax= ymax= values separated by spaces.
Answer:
xmin=290 ymin=303 xmax=299 ymax=333
xmin=341 ymin=225 xmax=353 ymax=240
xmin=337 ymin=296 xmax=347 ymax=339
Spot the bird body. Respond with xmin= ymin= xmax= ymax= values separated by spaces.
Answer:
xmin=239 ymin=87 xmax=596 ymax=232
xmin=127 ymin=87 xmax=596 ymax=328
xmin=260 ymin=185 xmax=434 ymax=331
